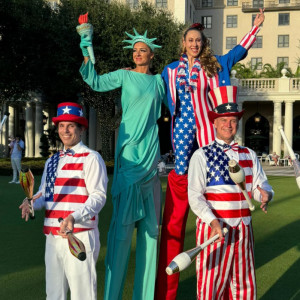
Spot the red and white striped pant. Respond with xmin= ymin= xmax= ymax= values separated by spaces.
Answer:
xmin=196 ymin=220 xmax=256 ymax=300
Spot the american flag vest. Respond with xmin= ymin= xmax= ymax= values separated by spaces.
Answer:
xmin=43 ymin=151 xmax=96 ymax=235
xmin=202 ymin=141 xmax=253 ymax=227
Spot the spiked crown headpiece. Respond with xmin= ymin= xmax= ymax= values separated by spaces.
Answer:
xmin=123 ymin=28 xmax=161 ymax=52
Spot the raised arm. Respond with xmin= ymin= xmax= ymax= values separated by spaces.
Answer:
xmin=216 ymin=8 xmax=265 ymax=69
xmin=253 ymin=8 xmax=265 ymax=28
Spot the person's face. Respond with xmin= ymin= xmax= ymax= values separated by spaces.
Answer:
xmin=183 ymin=30 xmax=202 ymax=59
xmin=133 ymin=42 xmax=154 ymax=67
xmin=214 ymin=116 xmax=239 ymax=144
xmin=15 ymin=137 xmax=20 ymax=142
xmin=58 ymin=122 xmax=84 ymax=148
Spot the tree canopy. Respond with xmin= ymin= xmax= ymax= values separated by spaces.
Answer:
xmin=0 ymin=0 xmax=183 ymax=103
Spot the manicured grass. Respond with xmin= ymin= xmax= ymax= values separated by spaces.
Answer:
xmin=0 ymin=175 xmax=300 ymax=299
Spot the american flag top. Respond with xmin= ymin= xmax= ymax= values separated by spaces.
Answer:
xmin=203 ymin=141 xmax=234 ymax=186
xmin=45 ymin=152 xmax=60 ymax=202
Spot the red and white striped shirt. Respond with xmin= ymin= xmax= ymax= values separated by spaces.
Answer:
xmin=34 ymin=141 xmax=108 ymax=235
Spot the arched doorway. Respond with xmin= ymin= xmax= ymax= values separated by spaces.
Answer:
xmin=245 ymin=113 xmax=270 ymax=155
xmin=293 ymin=116 xmax=300 ymax=153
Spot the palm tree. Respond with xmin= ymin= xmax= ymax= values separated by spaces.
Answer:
xmin=232 ymin=62 xmax=261 ymax=79
xmin=260 ymin=62 xmax=294 ymax=78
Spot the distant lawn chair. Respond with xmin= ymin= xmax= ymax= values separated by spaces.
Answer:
xmin=265 ymin=154 xmax=279 ymax=166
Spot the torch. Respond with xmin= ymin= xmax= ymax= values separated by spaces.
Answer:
xmin=19 ymin=168 xmax=35 ymax=219
xmin=0 ymin=112 xmax=10 ymax=133
xmin=278 ymin=125 xmax=300 ymax=189
xmin=166 ymin=228 xmax=228 ymax=275
xmin=228 ymin=159 xmax=255 ymax=211
xmin=76 ymin=12 xmax=95 ymax=64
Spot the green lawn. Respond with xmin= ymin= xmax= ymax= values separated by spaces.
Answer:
xmin=0 ymin=175 xmax=300 ymax=299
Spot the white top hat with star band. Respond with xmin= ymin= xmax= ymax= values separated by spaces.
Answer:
xmin=52 ymin=102 xmax=88 ymax=128
xmin=207 ymin=85 xmax=244 ymax=123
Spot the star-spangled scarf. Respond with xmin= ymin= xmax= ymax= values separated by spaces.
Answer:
xmin=177 ymin=54 xmax=201 ymax=92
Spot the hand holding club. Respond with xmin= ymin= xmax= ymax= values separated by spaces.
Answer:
xmin=166 ymin=228 xmax=228 ymax=275
xmin=58 ymin=217 xmax=86 ymax=261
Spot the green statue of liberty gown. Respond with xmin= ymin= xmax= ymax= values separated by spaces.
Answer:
xmin=80 ymin=60 xmax=166 ymax=300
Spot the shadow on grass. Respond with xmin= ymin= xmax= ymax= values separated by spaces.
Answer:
xmin=260 ymin=255 xmax=300 ymax=300
xmin=255 ymin=220 xmax=300 ymax=300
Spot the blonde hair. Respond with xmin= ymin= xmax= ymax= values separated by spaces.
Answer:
xmin=180 ymin=27 xmax=221 ymax=78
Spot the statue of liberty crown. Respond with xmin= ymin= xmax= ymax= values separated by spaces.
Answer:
xmin=122 ymin=28 xmax=161 ymax=51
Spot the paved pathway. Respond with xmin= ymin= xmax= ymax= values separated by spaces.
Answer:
xmin=262 ymin=164 xmax=295 ymax=177
xmin=159 ymin=164 xmax=296 ymax=177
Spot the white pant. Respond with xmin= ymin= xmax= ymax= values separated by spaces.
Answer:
xmin=45 ymin=229 xmax=100 ymax=300
xmin=11 ymin=157 xmax=21 ymax=182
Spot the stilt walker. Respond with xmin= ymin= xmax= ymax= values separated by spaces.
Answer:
xmin=78 ymin=23 xmax=167 ymax=299
xmin=155 ymin=9 xmax=265 ymax=300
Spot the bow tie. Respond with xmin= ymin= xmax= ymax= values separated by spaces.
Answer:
xmin=223 ymin=143 xmax=239 ymax=152
xmin=59 ymin=149 xmax=74 ymax=157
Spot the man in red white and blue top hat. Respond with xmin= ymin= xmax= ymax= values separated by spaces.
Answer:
xmin=188 ymin=86 xmax=273 ymax=299
xmin=20 ymin=102 xmax=108 ymax=300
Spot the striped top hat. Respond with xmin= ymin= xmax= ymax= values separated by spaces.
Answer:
xmin=208 ymin=85 xmax=244 ymax=123
xmin=52 ymin=102 xmax=88 ymax=128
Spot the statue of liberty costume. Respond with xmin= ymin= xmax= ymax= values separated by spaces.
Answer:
xmin=79 ymin=29 xmax=166 ymax=300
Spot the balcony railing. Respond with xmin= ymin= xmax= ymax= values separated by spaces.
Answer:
xmin=242 ymin=0 xmax=300 ymax=11
xmin=239 ymin=78 xmax=278 ymax=91
xmin=291 ymin=78 xmax=300 ymax=90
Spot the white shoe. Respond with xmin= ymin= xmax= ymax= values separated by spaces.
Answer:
xmin=14 ymin=181 xmax=20 ymax=184
xmin=9 ymin=181 xmax=15 ymax=183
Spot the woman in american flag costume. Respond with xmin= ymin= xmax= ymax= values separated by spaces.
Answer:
xmin=155 ymin=9 xmax=265 ymax=300
xmin=188 ymin=85 xmax=273 ymax=299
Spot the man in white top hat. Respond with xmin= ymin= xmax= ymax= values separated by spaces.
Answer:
xmin=188 ymin=86 xmax=273 ymax=299
xmin=19 ymin=102 xmax=108 ymax=300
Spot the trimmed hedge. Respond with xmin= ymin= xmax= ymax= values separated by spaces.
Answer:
xmin=0 ymin=158 xmax=114 ymax=175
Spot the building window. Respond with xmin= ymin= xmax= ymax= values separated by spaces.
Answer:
xmin=226 ymin=37 xmax=237 ymax=49
xmin=227 ymin=0 xmax=238 ymax=6
xmin=277 ymin=57 xmax=289 ymax=67
xmin=253 ymin=0 xmax=264 ymax=8
xmin=190 ymin=4 xmax=192 ymax=20
xmin=252 ymin=36 xmax=263 ymax=48
xmin=202 ymin=0 xmax=213 ymax=7
xmin=278 ymin=13 xmax=289 ymax=25
xmin=279 ymin=0 xmax=290 ymax=3
xmin=127 ymin=0 xmax=139 ymax=8
xmin=156 ymin=0 xmax=167 ymax=8
xmin=252 ymin=14 xmax=263 ymax=26
xmin=278 ymin=35 xmax=289 ymax=47
xmin=202 ymin=16 xmax=212 ymax=29
xmin=227 ymin=15 xmax=237 ymax=28
xmin=251 ymin=57 xmax=262 ymax=70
